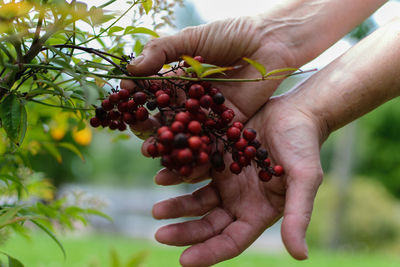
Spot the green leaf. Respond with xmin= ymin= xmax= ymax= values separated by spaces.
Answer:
xmin=43 ymin=143 xmax=62 ymax=163
xmin=242 ymin=57 xmax=266 ymax=77
xmin=142 ymin=0 xmax=153 ymax=14
xmin=84 ymin=209 xmax=113 ymax=221
xmin=57 ymin=142 xmax=85 ymax=162
xmin=30 ymin=220 xmax=66 ymax=260
xmin=0 ymin=206 xmax=23 ymax=227
xmin=125 ymin=251 xmax=148 ymax=267
xmin=98 ymin=0 xmax=117 ymax=8
xmin=110 ymin=249 xmax=120 ymax=267
xmin=125 ymin=27 xmax=159 ymax=38
xmin=8 ymin=254 xmax=24 ymax=267
xmin=0 ymin=95 xmax=27 ymax=146
xmin=200 ymin=66 xmax=237 ymax=78
xmin=265 ymin=67 xmax=299 ymax=78
xmin=108 ymin=26 xmax=124 ymax=35
xmin=182 ymin=56 xmax=203 ymax=77
xmin=0 ymin=251 xmax=24 ymax=267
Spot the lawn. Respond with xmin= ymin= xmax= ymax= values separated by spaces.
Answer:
xmin=1 ymin=232 xmax=399 ymax=267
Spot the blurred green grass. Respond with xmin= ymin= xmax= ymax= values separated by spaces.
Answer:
xmin=1 ymin=232 xmax=400 ymax=267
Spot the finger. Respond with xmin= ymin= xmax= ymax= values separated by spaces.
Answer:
xmin=281 ymin=166 xmax=323 ymax=260
xmin=127 ymin=28 xmax=198 ymax=76
xmin=154 ymin=167 xmax=210 ymax=186
xmin=130 ymin=115 xmax=160 ymax=133
xmin=155 ymin=207 xmax=233 ymax=246
xmin=179 ymin=220 xmax=260 ymax=267
xmin=152 ymin=183 xmax=220 ymax=219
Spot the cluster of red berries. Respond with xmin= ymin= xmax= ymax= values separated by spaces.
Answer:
xmin=89 ymin=56 xmax=283 ymax=181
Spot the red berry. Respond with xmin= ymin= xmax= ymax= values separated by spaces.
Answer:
xmin=201 ymin=135 xmax=211 ymax=144
xmin=263 ymin=158 xmax=271 ymax=167
xmin=195 ymin=110 xmax=207 ymax=123
xmin=147 ymin=143 xmax=159 ymax=158
xmin=127 ymin=99 xmax=137 ymax=112
xmin=188 ymin=121 xmax=202 ymax=135
xmin=230 ymin=162 xmax=242 ymax=174
xmin=209 ymin=87 xmax=220 ymax=96
xmin=188 ymin=136 xmax=202 ymax=151
xmin=163 ymin=88 xmax=172 ymax=96
xmin=133 ymin=92 xmax=147 ymax=105
xmin=194 ymin=55 xmax=204 ymax=63
xmin=161 ymin=155 xmax=173 ymax=168
xmin=136 ymin=107 xmax=149 ymax=121
xmin=101 ymin=99 xmax=113 ymax=111
xmin=273 ymin=165 xmax=284 ymax=176
xmin=171 ymin=121 xmax=185 ymax=133
xmin=109 ymin=121 xmax=119 ymax=130
xmin=101 ymin=117 xmax=111 ymax=127
xmin=118 ymin=101 xmax=128 ymax=112
xmin=238 ymin=156 xmax=249 ymax=167
xmin=249 ymin=139 xmax=261 ymax=149
xmin=118 ymin=89 xmax=130 ymax=100
xmin=109 ymin=110 xmax=120 ymax=120
xmin=179 ymin=165 xmax=193 ymax=177
xmin=188 ymin=84 xmax=205 ymax=99
xmin=232 ymin=122 xmax=243 ymax=130
xmin=227 ymin=127 xmax=241 ymax=141
xmin=244 ymin=146 xmax=256 ymax=159
xmin=211 ymin=104 xmax=227 ymax=114
xmin=157 ymin=143 xmax=168 ymax=155
xmin=197 ymin=151 xmax=209 ymax=165
xmin=117 ymin=121 xmax=127 ymax=131
xmin=185 ymin=99 xmax=200 ymax=113
xmin=243 ymin=128 xmax=257 ymax=141
xmin=149 ymin=83 xmax=160 ymax=93
xmin=90 ymin=117 xmax=101 ymax=128
xmin=109 ymin=93 xmax=120 ymax=104
xmin=178 ymin=148 xmax=193 ymax=164
xmin=160 ymin=130 xmax=174 ymax=145
xmin=199 ymin=95 xmax=213 ymax=109
xmin=205 ymin=119 xmax=216 ymax=128
xmin=123 ymin=112 xmax=136 ymax=125
xmin=235 ymin=138 xmax=248 ymax=151
xmin=175 ymin=112 xmax=191 ymax=125
xmin=155 ymin=90 xmax=164 ymax=97
xmin=156 ymin=93 xmax=170 ymax=108
xmin=157 ymin=126 xmax=169 ymax=136
xmin=259 ymin=170 xmax=272 ymax=182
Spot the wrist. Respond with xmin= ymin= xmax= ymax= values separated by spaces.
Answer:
xmin=256 ymin=0 xmax=387 ymax=67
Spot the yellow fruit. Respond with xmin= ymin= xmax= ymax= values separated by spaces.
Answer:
xmin=72 ymin=127 xmax=92 ymax=146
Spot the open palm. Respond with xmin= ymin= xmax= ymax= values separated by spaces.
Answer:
xmin=151 ymin=93 xmax=324 ymax=267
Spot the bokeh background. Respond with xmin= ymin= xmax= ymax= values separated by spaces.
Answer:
xmin=2 ymin=0 xmax=400 ymax=266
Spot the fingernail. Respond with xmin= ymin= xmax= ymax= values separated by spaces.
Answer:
xmin=130 ymin=55 xmax=144 ymax=65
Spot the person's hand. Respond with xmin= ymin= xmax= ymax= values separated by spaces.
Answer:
xmin=150 ymin=90 xmax=326 ymax=266
xmin=123 ymin=16 xmax=296 ymax=123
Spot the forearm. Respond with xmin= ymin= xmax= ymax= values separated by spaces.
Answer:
xmin=291 ymin=19 xmax=400 ymax=137
xmin=257 ymin=0 xmax=387 ymax=66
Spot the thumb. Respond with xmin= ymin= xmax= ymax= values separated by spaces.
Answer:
xmin=281 ymin=165 xmax=323 ymax=260
xmin=127 ymin=27 xmax=199 ymax=76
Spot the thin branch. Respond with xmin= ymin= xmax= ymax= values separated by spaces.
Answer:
xmin=4 ymin=63 xmax=316 ymax=83
xmin=28 ymin=98 xmax=93 ymax=111
xmin=43 ymin=44 xmax=125 ymax=61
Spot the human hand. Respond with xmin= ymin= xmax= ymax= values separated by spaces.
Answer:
xmin=150 ymin=90 xmax=325 ymax=266
xmin=124 ymin=16 xmax=296 ymax=122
